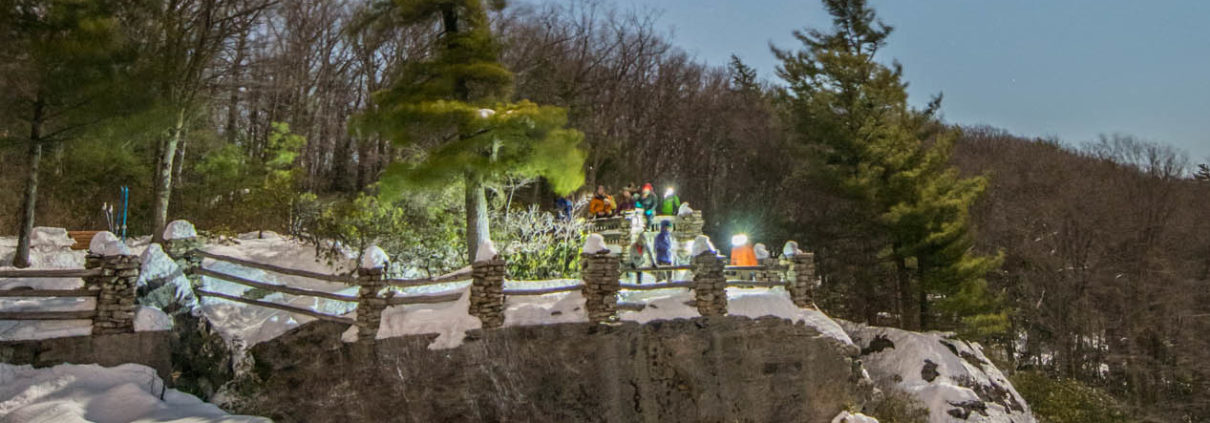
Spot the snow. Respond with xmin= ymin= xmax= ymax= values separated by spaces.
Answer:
xmin=783 ymin=241 xmax=800 ymax=257
xmin=840 ymin=321 xmax=1035 ymax=423
xmin=754 ymin=243 xmax=770 ymax=260
xmin=582 ymin=233 xmax=609 ymax=254
xmin=137 ymin=243 xmax=196 ymax=308
xmin=89 ymin=231 xmax=131 ymax=256
xmin=31 ymin=227 xmax=76 ymax=251
xmin=690 ymin=235 xmax=716 ymax=257
xmin=474 ymin=240 xmax=499 ymax=263
xmin=162 ymin=220 xmax=198 ymax=241
xmin=134 ymin=306 xmax=173 ymax=332
xmin=360 ymin=245 xmax=389 ymax=269
xmin=677 ymin=202 xmax=693 ymax=217
xmin=342 ymin=288 xmax=482 ymax=349
xmin=0 ymin=362 xmax=268 ymax=422
xmin=833 ymin=411 xmax=880 ymax=423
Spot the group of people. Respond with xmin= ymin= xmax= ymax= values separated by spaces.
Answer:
xmin=588 ymin=183 xmax=682 ymax=225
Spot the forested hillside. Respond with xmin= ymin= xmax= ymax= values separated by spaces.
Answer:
xmin=2 ymin=0 xmax=1207 ymax=420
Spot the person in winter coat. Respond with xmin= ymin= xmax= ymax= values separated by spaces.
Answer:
xmin=587 ymin=185 xmax=615 ymax=218
xmin=637 ymin=183 xmax=659 ymax=229
xmin=616 ymin=189 xmax=635 ymax=213
xmin=729 ymin=234 xmax=758 ymax=266
xmin=655 ymin=220 xmax=674 ymax=265
xmin=554 ymin=195 xmax=573 ymax=221
xmin=659 ymin=187 xmax=681 ymax=216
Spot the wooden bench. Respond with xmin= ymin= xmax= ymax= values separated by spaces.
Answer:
xmin=67 ymin=230 xmax=101 ymax=250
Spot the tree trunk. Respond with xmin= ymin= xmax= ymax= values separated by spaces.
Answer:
xmin=465 ymin=174 xmax=490 ymax=262
xmin=12 ymin=101 xmax=45 ymax=268
xmin=152 ymin=108 xmax=186 ymax=244
xmin=894 ymin=250 xmax=916 ymax=330
xmin=918 ymin=260 xmax=930 ymax=331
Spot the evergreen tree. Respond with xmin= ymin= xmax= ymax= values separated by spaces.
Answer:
xmin=357 ymin=0 xmax=585 ymax=263
xmin=1195 ymin=163 xmax=1210 ymax=182
xmin=773 ymin=0 xmax=1003 ymax=334
xmin=728 ymin=54 xmax=760 ymax=94
xmin=1 ymin=0 xmax=137 ymax=267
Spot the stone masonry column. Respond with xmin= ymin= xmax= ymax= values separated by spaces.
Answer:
xmin=162 ymin=220 xmax=203 ymax=287
xmin=788 ymin=252 xmax=818 ymax=309
xmin=84 ymin=232 xmax=140 ymax=335
xmin=469 ymin=258 xmax=507 ymax=329
xmin=356 ymin=266 xmax=387 ymax=342
xmin=692 ymin=249 xmax=727 ymax=316
xmin=581 ymin=239 xmax=621 ymax=324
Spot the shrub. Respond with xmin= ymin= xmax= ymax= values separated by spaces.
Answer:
xmin=1010 ymin=371 xmax=1134 ymax=423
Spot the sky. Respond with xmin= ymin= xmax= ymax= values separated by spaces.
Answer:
xmin=530 ymin=0 xmax=1210 ymax=162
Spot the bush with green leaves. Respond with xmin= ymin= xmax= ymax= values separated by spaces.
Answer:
xmin=1010 ymin=371 xmax=1134 ymax=423
xmin=189 ymin=122 xmax=305 ymax=234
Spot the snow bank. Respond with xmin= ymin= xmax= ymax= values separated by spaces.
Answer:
xmin=783 ymin=241 xmax=800 ymax=257
xmin=31 ymin=227 xmax=76 ymax=251
xmin=0 ymin=362 xmax=268 ymax=422
xmin=162 ymin=220 xmax=198 ymax=241
xmin=840 ymin=321 xmax=1035 ymax=423
xmin=833 ymin=411 xmax=880 ymax=423
xmin=134 ymin=306 xmax=173 ymax=332
xmin=582 ymin=233 xmax=609 ymax=254
xmin=89 ymin=231 xmax=131 ymax=256
xmin=343 ymin=289 xmax=482 ymax=349
xmin=474 ymin=240 xmax=499 ymax=263
xmin=754 ymin=243 xmax=770 ymax=260
xmin=360 ymin=245 xmax=389 ymax=269
xmin=690 ymin=235 xmax=716 ymax=257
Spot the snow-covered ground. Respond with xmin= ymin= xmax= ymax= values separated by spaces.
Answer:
xmin=0 ymin=362 xmax=268 ymax=422
xmin=841 ymin=321 xmax=1035 ymax=423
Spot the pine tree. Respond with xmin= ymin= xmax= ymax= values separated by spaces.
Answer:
xmin=728 ymin=54 xmax=760 ymax=94
xmin=1195 ymin=164 xmax=1210 ymax=182
xmin=357 ymin=0 xmax=585 ymax=262
xmin=1 ymin=0 xmax=137 ymax=267
xmin=774 ymin=0 xmax=1003 ymax=334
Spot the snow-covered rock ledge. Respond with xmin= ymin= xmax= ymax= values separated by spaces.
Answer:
xmin=840 ymin=321 xmax=1035 ymax=423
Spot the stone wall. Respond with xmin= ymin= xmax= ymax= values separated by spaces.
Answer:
xmin=355 ymin=267 xmax=388 ymax=341
xmin=788 ymin=253 xmax=818 ymax=308
xmin=0 ymin=331 xmax=175 ymax=381
xmin=237 ymin=316 xmax=867 ymax=423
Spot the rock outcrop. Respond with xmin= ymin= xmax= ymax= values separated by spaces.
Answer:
xmin=235 ymin=316 xmax=868 ymax=423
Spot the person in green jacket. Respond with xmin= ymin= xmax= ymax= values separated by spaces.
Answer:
xmin=637 ymin=183 xmax=659 ymax=229
xmin=659 ymin=186 xmax=681 ymax=216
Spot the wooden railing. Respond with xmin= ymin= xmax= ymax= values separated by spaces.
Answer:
xmin=0 ymin=268 xmax=103 ymax=322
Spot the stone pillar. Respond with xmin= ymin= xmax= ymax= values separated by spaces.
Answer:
xmin=788 ymin=252 xmax=818 ymax=308
xmin=469 ymin=259 xmax=507 ymax=328
xmin=165 ymin=236 xmax=203 ymax=287
xmin=692 ymin=251 xmax=727 ymax=316
xmin=755 ymin=258 xmax=780 ymax=284
xmin=355 ymin=266 xmax=388 ymax=342
xmin=580 ymin=251 xmax=621 ymax=324
xmin=85 ymin=253 xmax=141 ymax=335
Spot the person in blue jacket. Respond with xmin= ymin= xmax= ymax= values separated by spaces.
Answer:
xmin=655 ymin=220 xmax=674 ymax=266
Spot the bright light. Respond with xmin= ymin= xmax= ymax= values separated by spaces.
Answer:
xmin=477 ymin=108 xmax=496 ymax=119
xmin=731 ymin=234 xmax=748 ymax=247
xmin=664 ymin=187 xmax=675 ymax=197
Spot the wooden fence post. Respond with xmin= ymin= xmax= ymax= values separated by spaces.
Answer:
xmin=692 ymin=247 xmax=727 ymax=317
xmin=581 ymin=248 xmax=621 ymax=324
xmin=470 ymin=247 xmax=506 ymax=329
xmin=788 ymin=251 xmax=818 ymax=309
xmin=84 ymin=232 xmax=140 ymax=335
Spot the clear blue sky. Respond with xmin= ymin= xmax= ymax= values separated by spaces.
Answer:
xmin=530 ymin=0 xmax=1210 ymax=161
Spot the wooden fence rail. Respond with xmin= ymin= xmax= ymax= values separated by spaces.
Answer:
xmin=0 ymin=288 xmax=97 ymax=297
xmin=193 ymin=289 xmax=355 ymax=325
xmin=0 ymin=268 xmax=102 ymax=278
xmin=196 ymin=267 xmax=357 ymax=302
xmin=193 ymin=250 xmax=355 ymax=283
xmin=0 ymin=310 xmax=98 ymax=321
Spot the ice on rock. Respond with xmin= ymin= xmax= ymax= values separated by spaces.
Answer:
xmin=88 ymin=231 xmax=131 ymax=256
xmin=677 ymin=202 xmax=694 ymax=217
xmin=832 ymin=411 xmax=880 ymax=423
xmin=162 ymin=219 xmax=197 ymax=240
xmin=31 ymin=227 xmax=75 ymax=251
xmin=361 ymin=245 xmax=390 ymax=269
xmin=690 ymin=235 xmax=716 ymax=257
xmin=474 ymin=240 xmax=498 ymax=263
xmin=783 ymin=241 xmax=800 ymax=257
xmin=582 ymin=233 xmax=609 ymax=254
xmin=754 ymin=243 xmax=770 ymax=260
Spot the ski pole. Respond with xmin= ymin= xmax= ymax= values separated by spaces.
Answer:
xmin=120 ymin=186 xmax=129 ymax=242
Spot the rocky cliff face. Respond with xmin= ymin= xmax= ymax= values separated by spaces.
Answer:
xmin=233 ymin=316 xmax=869 ymax=423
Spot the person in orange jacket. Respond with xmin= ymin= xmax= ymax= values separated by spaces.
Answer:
xmin=587 ymin=185 xmax=616 ymax=218
xmin=729 ymin=234 xmax=758 ymax=266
